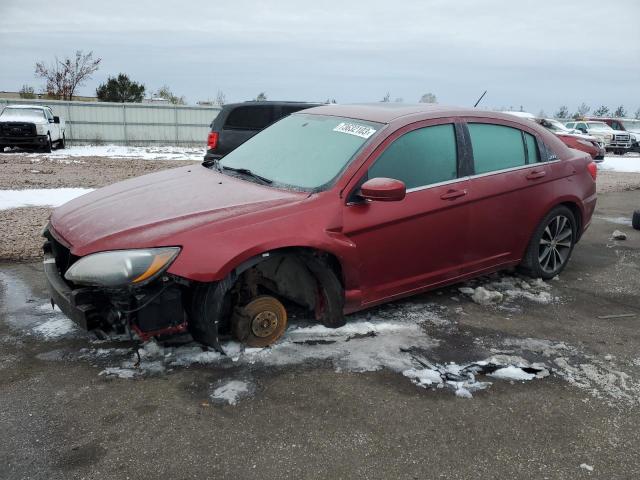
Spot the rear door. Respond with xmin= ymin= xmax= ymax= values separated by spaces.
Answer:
xmin=219 ymin=105 xmax=277 ymax=155
xmin=461 ymin=120 xmax=553 ymax=273
xmin=341 ymin=120 xmax=471 ymax=305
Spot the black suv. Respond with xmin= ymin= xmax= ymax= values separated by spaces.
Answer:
xmin=204 ymin=101 xmax=321 ymax=162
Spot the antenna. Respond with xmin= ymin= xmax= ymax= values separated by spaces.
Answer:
xmin=473 ymin=90 xmax=487 ymax=108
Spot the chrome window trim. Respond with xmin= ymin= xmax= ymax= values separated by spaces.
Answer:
xmin=467 ymin=159 xmax=561 ymax=180
xmin=405 ymin=176 xmax=468 ymax=194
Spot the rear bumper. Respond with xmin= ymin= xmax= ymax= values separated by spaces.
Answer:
xmin=204 ymin=151 xmax=223 ymax=162
xmin=43 ymin=253 xmax=99 ymax=330
xmin=0 ymin=135 xmax=48 ymax=146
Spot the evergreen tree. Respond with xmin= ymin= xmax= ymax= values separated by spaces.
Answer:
xmin=96 ymin=73 xmax=145 ymax=103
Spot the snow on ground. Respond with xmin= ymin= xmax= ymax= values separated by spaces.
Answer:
xmin=599 ymin=154 xmax=640 ymax=173
xmin=0 ymin=188 xmax=93 ymax=210
xmin=457 ymin=274 xmax=557 ymax=308
xmin=210 ymin=379 xmax=254 ymax=406
xmin=35 ymin=145 xmax=204 ymax=161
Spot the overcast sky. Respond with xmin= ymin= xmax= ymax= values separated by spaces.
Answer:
xmin=1 ymin=0 xmax=638 ymax=114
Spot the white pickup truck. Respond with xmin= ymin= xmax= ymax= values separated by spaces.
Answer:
xmin=0 ymin=104 xmax=66 ymax=152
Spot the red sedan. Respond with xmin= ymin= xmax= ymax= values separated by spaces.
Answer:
xmin=43 ymin=104 xmax=597 ymax=350
xmin=536 ymin=118 xmax=605 ymax=161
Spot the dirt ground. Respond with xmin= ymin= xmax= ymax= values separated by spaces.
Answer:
xmin=0 ymin=152 xmax=639 ymax=262
xmin=0 ymin=153 xmax=198 ymax=261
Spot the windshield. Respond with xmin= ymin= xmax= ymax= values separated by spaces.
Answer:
xmin=622 ymin=120 xmax=640 ymax=131
xmin=218 ymin=114 xmax=382 ymax=190
xmin=0 ymin=108 xmax=45 ymax=119
xmin=587 ymin=122 xmax=612 ymax=131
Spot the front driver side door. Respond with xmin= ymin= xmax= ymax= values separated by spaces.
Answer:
xmin=341 ymin=120 xmax=471 ymax=306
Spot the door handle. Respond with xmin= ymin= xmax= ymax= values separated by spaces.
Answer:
xmin=440 ymin=189 xmax=467 ymax=200
xmin=526 ymin=169 xmax=546 ymax=180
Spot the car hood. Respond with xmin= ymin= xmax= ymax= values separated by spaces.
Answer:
xmin=0 ymin=114 xmax=46 ymax=123
xmin=558 ymin=132 xmax=599 ymax=141
xmin=50 ymin=165 xmax=307 ymax=256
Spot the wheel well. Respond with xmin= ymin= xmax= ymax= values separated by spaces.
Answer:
xmin=559 ymin=202 xmax=582 ymax=240
xmin=229 ymin=247 xmax=345 ymax=323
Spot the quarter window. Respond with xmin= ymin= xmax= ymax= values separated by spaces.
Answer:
xmin=524 ymin=133 xmax=540 ymax=163
xmin=368 ymin=124 xmax=458 ymax=190
xmin=468 ymin=123 xmax=526 ymax=174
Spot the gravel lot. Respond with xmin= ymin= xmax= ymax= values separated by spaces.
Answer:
xmin=0 ymin=153 xmax=198 ymax=261
xmin=0 ymin=151 xmax=639 ymax=262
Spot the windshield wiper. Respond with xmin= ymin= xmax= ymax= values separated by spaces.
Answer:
xmin=221 ymin=165 xmax=273 ymax=185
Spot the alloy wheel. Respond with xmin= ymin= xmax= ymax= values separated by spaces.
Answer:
xmin=538 ymin=215 xmax=573 ymax=274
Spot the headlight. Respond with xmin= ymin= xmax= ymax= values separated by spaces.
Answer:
xmin=605 ymin=134 xmax=613 ymax=140
xmin=35 ymin=124 xmax=46 ymax=134
xmin=64 ymin=247 xmax=180 ymax=287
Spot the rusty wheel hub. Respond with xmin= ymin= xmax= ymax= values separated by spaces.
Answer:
xmin=251 ymin=310 xmax=279 ymax=338
xmin=232 ymin=295 xmax=288 ymax=347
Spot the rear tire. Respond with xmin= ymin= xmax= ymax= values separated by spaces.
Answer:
xmin=633 ymin=210 xmax=640 ymax=231
xmin=520 ymin=206 xmax=577 ymax=280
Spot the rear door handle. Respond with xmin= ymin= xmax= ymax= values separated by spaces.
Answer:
xmin=440 ymin=189 xmax=467 ymax=200
xmin=526 ymin=169 xmax=546 ymax=180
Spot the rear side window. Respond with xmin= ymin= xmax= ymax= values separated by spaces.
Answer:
xmin=369 ymin=124 xmax=458 ymax=190
xmin=524 ymin=133 xmax=540 ymax=163
xmin=224 ymin=106 xmax=276 ymax=130
xmin=468 ymin=123 xmax=526 ymax=174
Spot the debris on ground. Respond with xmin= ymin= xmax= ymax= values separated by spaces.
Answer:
xmin=458 ymin=275 xmax=556 ymax=306
xmin=579 ymin=463 xmax=594 ymax=472
xmin=611 ymin=230 xmax=627 ymax=240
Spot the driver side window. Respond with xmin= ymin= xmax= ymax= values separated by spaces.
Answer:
xmin=368 ymin=124 xmax=458 ymax=190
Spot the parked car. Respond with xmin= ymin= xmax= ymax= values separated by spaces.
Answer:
xmin=44 ymin=104 xmax=597 ymax=351
xmin=0 ymin=104 xmax=65 ymax=152
xmin=204 ymin=101 xmax=321 ymax=162
xmin=565 ymin=120 xmax=632 ymax=154
xmin=588 ymin=117 xmax=640 ymax=152
xmin=536 ymin=118 xmax=605 ymax=161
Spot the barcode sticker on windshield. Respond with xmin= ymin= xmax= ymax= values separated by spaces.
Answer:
xmin=333 ymin=122 xmax=376 ymax=139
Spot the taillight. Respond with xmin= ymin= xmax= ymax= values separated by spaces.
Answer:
xmin=207 ymin=131 xmax=219 ymax=150
xmin=587 ymin=161 xmax=597 ymax=181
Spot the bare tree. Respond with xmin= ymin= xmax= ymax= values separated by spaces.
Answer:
xmin=215 ymin=90 xmax=226 ymax=106
xmin=380 ymin=92 xmax=390 ymax=102
xmin=635 ymin=107 xmax=640 ymax=120
xmin=593 ymin=105 xmax=610 ymax=117
xmin=19 ymin=84 xmax=36 ymax=99
xmin=613 ymin=105 xmax=627 ymax=118
xmin=555 ymin=105 xmax=569 ymax=119
xmin=419 ymin=93 xmax=437 ymax=103
xmin=573 ymin=102 xmax=591 ymax=119
xmin=157 ymin=85 xmax=186 ymax=105
xmin=394 ymin=97 xmax=403 ymax=103
xmin=35 ymin=51 xmax=101 ymax=100
xmin=255 ymin=92 xmax=267 ymax=101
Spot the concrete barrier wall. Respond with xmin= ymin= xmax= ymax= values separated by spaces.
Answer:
xmin=0 ymin=98 xmax=221 ymax=146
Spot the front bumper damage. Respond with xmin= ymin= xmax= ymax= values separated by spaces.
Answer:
xmin=42 ymin=228 xmax=193 ymax=345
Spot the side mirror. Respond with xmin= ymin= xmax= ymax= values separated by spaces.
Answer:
xmin=359 ymin=177 xmax=406 ymax=202
xmin=53 ymin=116 xmax=60 ymax=124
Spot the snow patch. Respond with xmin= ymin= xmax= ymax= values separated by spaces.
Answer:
xmin=0 ymin=188 xmax=93 ymax=210
xmin=210 ymin=380 xmax=252 ymax=406
xmin=37 ymin=145 xmax=203 ymax=161
xmin=32 ymin=317 xmax=77 ymax=339
xmin=599 ymin=155 xmax=640 ymax=173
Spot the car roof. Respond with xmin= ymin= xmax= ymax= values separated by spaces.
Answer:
xmin=223 ymin=101 xmax=322 ymax=109
xmin=4 ymin=105 xmax=48 ymax=109
xmin=300 ymin=103 xmax=545 ymax=126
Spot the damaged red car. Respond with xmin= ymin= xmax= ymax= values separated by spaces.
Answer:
xmin=43 ymin=104 xmax=597 ymax=351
